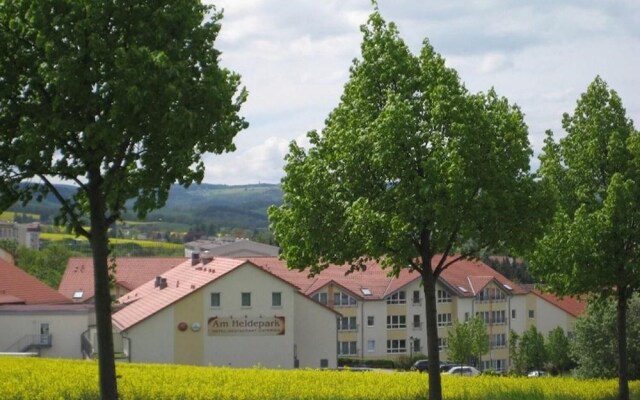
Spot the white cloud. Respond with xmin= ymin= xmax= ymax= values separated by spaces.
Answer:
xmin=199 ymin=0 xmax=640 ymax=184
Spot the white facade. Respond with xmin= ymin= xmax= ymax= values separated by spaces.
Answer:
xmin=0 ymin=222 xmax=40 ymax=249
xmin=325 ymin=279 xmax=577 ymax=373
xmin=0 ymin=305 xmax=94 ymax=358
xmin=120 ymin=262 xmax=337 ymax=369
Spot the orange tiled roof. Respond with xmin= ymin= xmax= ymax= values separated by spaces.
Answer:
xmin=247 ymin=256 xmax=527 ymax=299
xmin=531 ymin=289 xmax=587 ymax=318
xmin=58 ymin=257 xmax=185 ymax=302
xmin=113 ymin=257 xmax=248 ymax=331
xmin=0 ymin=258 xmax=72 ymax=305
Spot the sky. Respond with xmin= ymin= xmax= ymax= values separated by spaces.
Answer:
xmin=201 ymin=0 xmax=640 ymax=185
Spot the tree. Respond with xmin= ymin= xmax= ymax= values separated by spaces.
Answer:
xmin=545 ymin=326 xmax=572 ymax=375
xmin=519 ymin=325 xmax=546 ymax=372
xmin=509 ymin=330 xmax=526 ymax=375
xmin=268 ymin=9 xmax=543 ymax=400
xmin=15 ymin=243 xmax=79 ymax=288
xmin=571 ymin=297 xmax=640 ymax=379
xmin=0 ymin=1 xmax=247 ymax=398
xmin=447 ymin=317 xmax=488 ymax=368
xmin=447 ymin=320 xmax=473 ymax=367
xmin=530 ymin=76 xmax=640 ymax=400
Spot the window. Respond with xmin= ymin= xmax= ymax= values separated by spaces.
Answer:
xmin=210 ymin=292 xmax=221 ymax=308
xmin=272 ymin=292 xmax=282 ymax=307
xmin=334 ymin=291 xmax=357 ymax=307
xmin=338 ymin=341 xmax=357 ymax=355
xmin=464 ymin=312 xmax=469 ymax=321
xmin=412 ymin=338 xmax=421 ymax=353
xmin=386 ymin=291 xmax=406 ymax=304
xmin=72 ymin=290 xmax=84 ymax=300
xmin=412 ymin=290 xmax=421 ymax=305
xmin=320 ymin=359 xmax=329 ymax=368
xmin=491 ymin=333 xmax=507 ymax=348
xmin=511 ymin=309 xmax=516 ymax=319
xmin=529 ymin=309 xmax=535 ymax=319
xmin=338 ymin=316 xmax=357 ymax=331
xmin=386 ymin=315 xmax=406 ymax=329
xmin=476 ymin=287 xmax=506 ymax=302
xmin=241 ymin=292 xmax=251 ymax=307
xmin=476 ymin=311 xmax=490 ymax=324
xmin=437 ymin=289 xmax=452 ymax=303
xmin=367 ymin=340 xmax=376 ymax=353
xmin=438 ymin=337 xmax=448 ymax=351
xmin=491 ymin=310 xmax=506 ymax=325
xmin=367 ymin=316 xmax=375 ymax=327
xmin=437 ymin=313 xmax=452 ymax=327
xmin=386 ymin=339 xmax=407 ymax=353
xmin=313 ymin=292 xmax=328 ymax=305
xmin=413 ymin=314 xmax=421 ymax=329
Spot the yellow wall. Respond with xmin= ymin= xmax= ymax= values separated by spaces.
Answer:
xmin=174 ymin=289 xmax=205 ymax=365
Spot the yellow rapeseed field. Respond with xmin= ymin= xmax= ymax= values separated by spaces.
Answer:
xmin=0 ymin=357 xmax=637 ymax=400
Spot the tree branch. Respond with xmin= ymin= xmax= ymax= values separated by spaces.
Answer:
xmin=37 ymin=174 xmax=90 ymax=238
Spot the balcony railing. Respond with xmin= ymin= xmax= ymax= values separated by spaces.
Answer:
xmin=4 ymin=334 xmax=52 ymax=353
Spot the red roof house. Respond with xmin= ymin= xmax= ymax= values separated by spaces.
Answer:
xmin=0 ymin=258 xmax=71 ymax=305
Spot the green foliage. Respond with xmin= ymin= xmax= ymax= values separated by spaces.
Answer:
xmin=447 ymin=317 xmax=488 ymax=367
xmin=0 ymin=239 xmax=18 ymax=256
xmin=509 ymin=330 xmax=527 ymax=375
xmin=14 ymin=243 xmax=79 ymax=289
xmin=571 ymin=297 xmax=640 ymax=379
xmin=520 ymin=325 xmax=547 ymax=372
xmin=530 ymin=77 xmax=640 ymax=399
xmin=269 ymin=10 xmax=544 ymax=400
xmin=338 ymin=358 xmax=396 ymax=369
xmin=0 ymin=1 xmax=246 ymax=398
xmin=545 ymin=327 xmax=573 ymax=375
xmin=531 ymin=77 xmax=640 ymax=299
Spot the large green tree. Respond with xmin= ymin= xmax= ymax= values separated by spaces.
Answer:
xmin=269 ymin=10 xmax=543 ymax=400
xmin=530 ymin=77 xmax=640 ymax=400
xmin=0 ymin=1 xmax=247 ymax=398
xmin=571 ymin=297 xmax=640 ymax=380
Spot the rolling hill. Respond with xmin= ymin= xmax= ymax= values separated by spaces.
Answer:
xmin=7 ymin=183 xmax=283 ymax=231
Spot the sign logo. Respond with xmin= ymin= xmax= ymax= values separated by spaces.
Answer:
xmin=207 ymin=316 xmax=285 ymax=336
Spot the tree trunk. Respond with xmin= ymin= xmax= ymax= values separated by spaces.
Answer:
xmin=422 ymin=265 xmax=442 ymax=400
xmin=616 ymin=288 xmax=629 ymax=400
xmin=88 ymin=183 xmax=119 ymax=400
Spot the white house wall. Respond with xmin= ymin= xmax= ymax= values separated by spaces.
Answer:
xmin=126 ymin=305 xmax=175 ymax=363
xmin=0 ymin=310 xmax=91 ymax=358
xmin=201 ymin=265 xmax=295 ymax=368
xmin=293 ymin=294 xmax=337 ymax=368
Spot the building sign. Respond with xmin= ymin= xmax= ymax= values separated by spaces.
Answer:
xmin=207 ymin=316 xmax=285 ymax=336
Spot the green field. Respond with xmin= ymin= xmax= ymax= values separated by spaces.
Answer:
xmin=0 ymin=211 xmax=40 ymax=221
xmin=40 ymin=232 xmax=182 ymax=250
xmin=0 ymin=357 xmax=637 ymax=400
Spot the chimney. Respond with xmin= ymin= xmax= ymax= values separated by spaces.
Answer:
xmin=191 ymin=252 xmax=200 ymax=266
xmin=201 ymin=251 xmax=214 ymax=265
